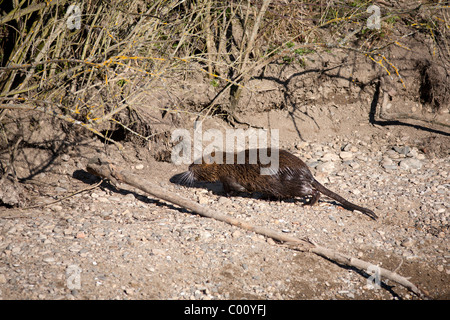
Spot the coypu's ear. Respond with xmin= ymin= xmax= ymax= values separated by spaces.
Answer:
xmin=204 ymin=150 xmax=219 ymax=164
xmin=204 ymin=152 xmax=214 ymax=164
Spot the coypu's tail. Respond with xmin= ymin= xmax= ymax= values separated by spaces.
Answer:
xmin=312 ymin=179 xmax=378 ymax=220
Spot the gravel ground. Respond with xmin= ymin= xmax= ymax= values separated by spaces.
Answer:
xmin=0 ymin=132 xmax=448 ymax=300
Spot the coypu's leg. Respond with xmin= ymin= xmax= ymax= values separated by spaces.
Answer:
xmin=305 ymin=190 xmax=320 ymax=206
xmin=221 ymin=176 xmax=246 ymax=195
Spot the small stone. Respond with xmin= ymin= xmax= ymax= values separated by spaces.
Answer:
xmin=135 ymin=164 xmax=144 ymax=170
xmin=296 ymin=141 xmax=309 ymax=149
xmin=321 ymin=153 xmax=340 ymax=162
xmin=232 ymin=230 xmax=242 ymax=238
xmin=151 ymin=248 xmax=166 ymax=256
xmin=399 ymin=158 xmax=422 ymax=170
xmin=316 ymin=161 xmax=335 ymax=173
xmin=52 ymin=205 xmax=63 ymax=212
xmin=401 ymin=239 xmax=414 ymax=248
xmin=416 ymin=153 xmax=426 ymax=160
xmin=76 ymin=232 xmax=86 ymax=239
xmin=394 ymin=146 xmax=410 ymax=155
xmin=0 ymin=274 xmax=7 ymax=284
xmin=381 ymin=157 xmax=393 ymax=165
xmin=124 ymin=288 xmax=134 ymax=295
xmin=349 ymin=162 xmax=360 ymax=169
xmin=218 ymin=197 xmax=231 ymax=204
xmin=385 ymin=149 xmax=399 ymax=158
xmin=199 ymin=231 xmax=212 ymax=240
xmin=69 ymin=244 xmax=83 ymax=253
xmin=307 ymin=161 xmax=320 ymax=168
xmin=12 ymin=246 xmax=21 ymax=254
xmin=339 ymin=151 xmax=353 ymax=160
xmin=124 ymin=193 xmax=135 ymax=201
xmin=43 ymin=257 xmax=55 ymax=263
xmin=381 ymin=157 xmax=398 ymax=170
xmin=198 ymin=195 xmax=209 ymax=205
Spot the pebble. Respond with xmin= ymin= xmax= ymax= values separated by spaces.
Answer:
xmin=76 ymin=232 xmax=86 ymax=239
xmin=43 ymin=257 xmax=56 ymax=263
xmin=385 ymin=150 xmax=400 ymax=158
xmin=401 ymin=239 xmax=414 ymax=248
xmin=52 ymin=205 xmax=63 ymax=212
xmin=151 ymin=248 xmax=166 ymax=256
xmin=0 ymin=274 xmax=7 ymax=284
xmin=296 ymin=141 xmax=309 ymax=149
xmin=381 ymin=157 xmax=398 ymax=170
xmin=339 ymin=151 xmax=353 ymax=160
xmin=349 ymin=162 xmax=360 ymax=169
xmin=124 ymin=287 xmax=135 ymax=296
xmin=321 ymin=153 xmax=340 ymax=162
xmin=399 ymin=158 xmax=422 ymax=170
xmin=307 ymin=161 xmax=320 ymax=168
xmin=69 ymin=244 xmax=83 ymax=253
xmin=394 ymin=146 xmax=410 ymax=155
xmin=218 ymin=197 xmax=231 ymax=204
xmin=198 ymin=195 xmax=209 ymax=205
xmin=316 ymin=161 xmax=335 ymax=173
xmin=232 ymin=230 xmax=242 ymax=238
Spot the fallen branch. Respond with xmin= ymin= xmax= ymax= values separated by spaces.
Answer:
xmin=86 ymin=157 xmax=428 ymax=299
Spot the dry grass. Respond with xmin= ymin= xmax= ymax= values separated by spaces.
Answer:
xmin=0 ymin=0 xmax=448 ymax=145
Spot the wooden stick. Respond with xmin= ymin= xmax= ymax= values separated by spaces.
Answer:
xmin=86 ymin=157 xmax=428 ymax=298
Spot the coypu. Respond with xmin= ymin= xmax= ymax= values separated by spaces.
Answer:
xmin=180 ymin=149 xmax=377 ymax=220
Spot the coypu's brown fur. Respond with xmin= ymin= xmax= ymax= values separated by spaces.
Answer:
xmin=185 ymin=149 xmax=377 ymax=220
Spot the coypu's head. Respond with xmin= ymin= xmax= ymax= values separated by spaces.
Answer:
xmin=175 ymin=151 xmax=223 ymax=185
xmin=187 ymin=150 xmax=222 ymax=182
